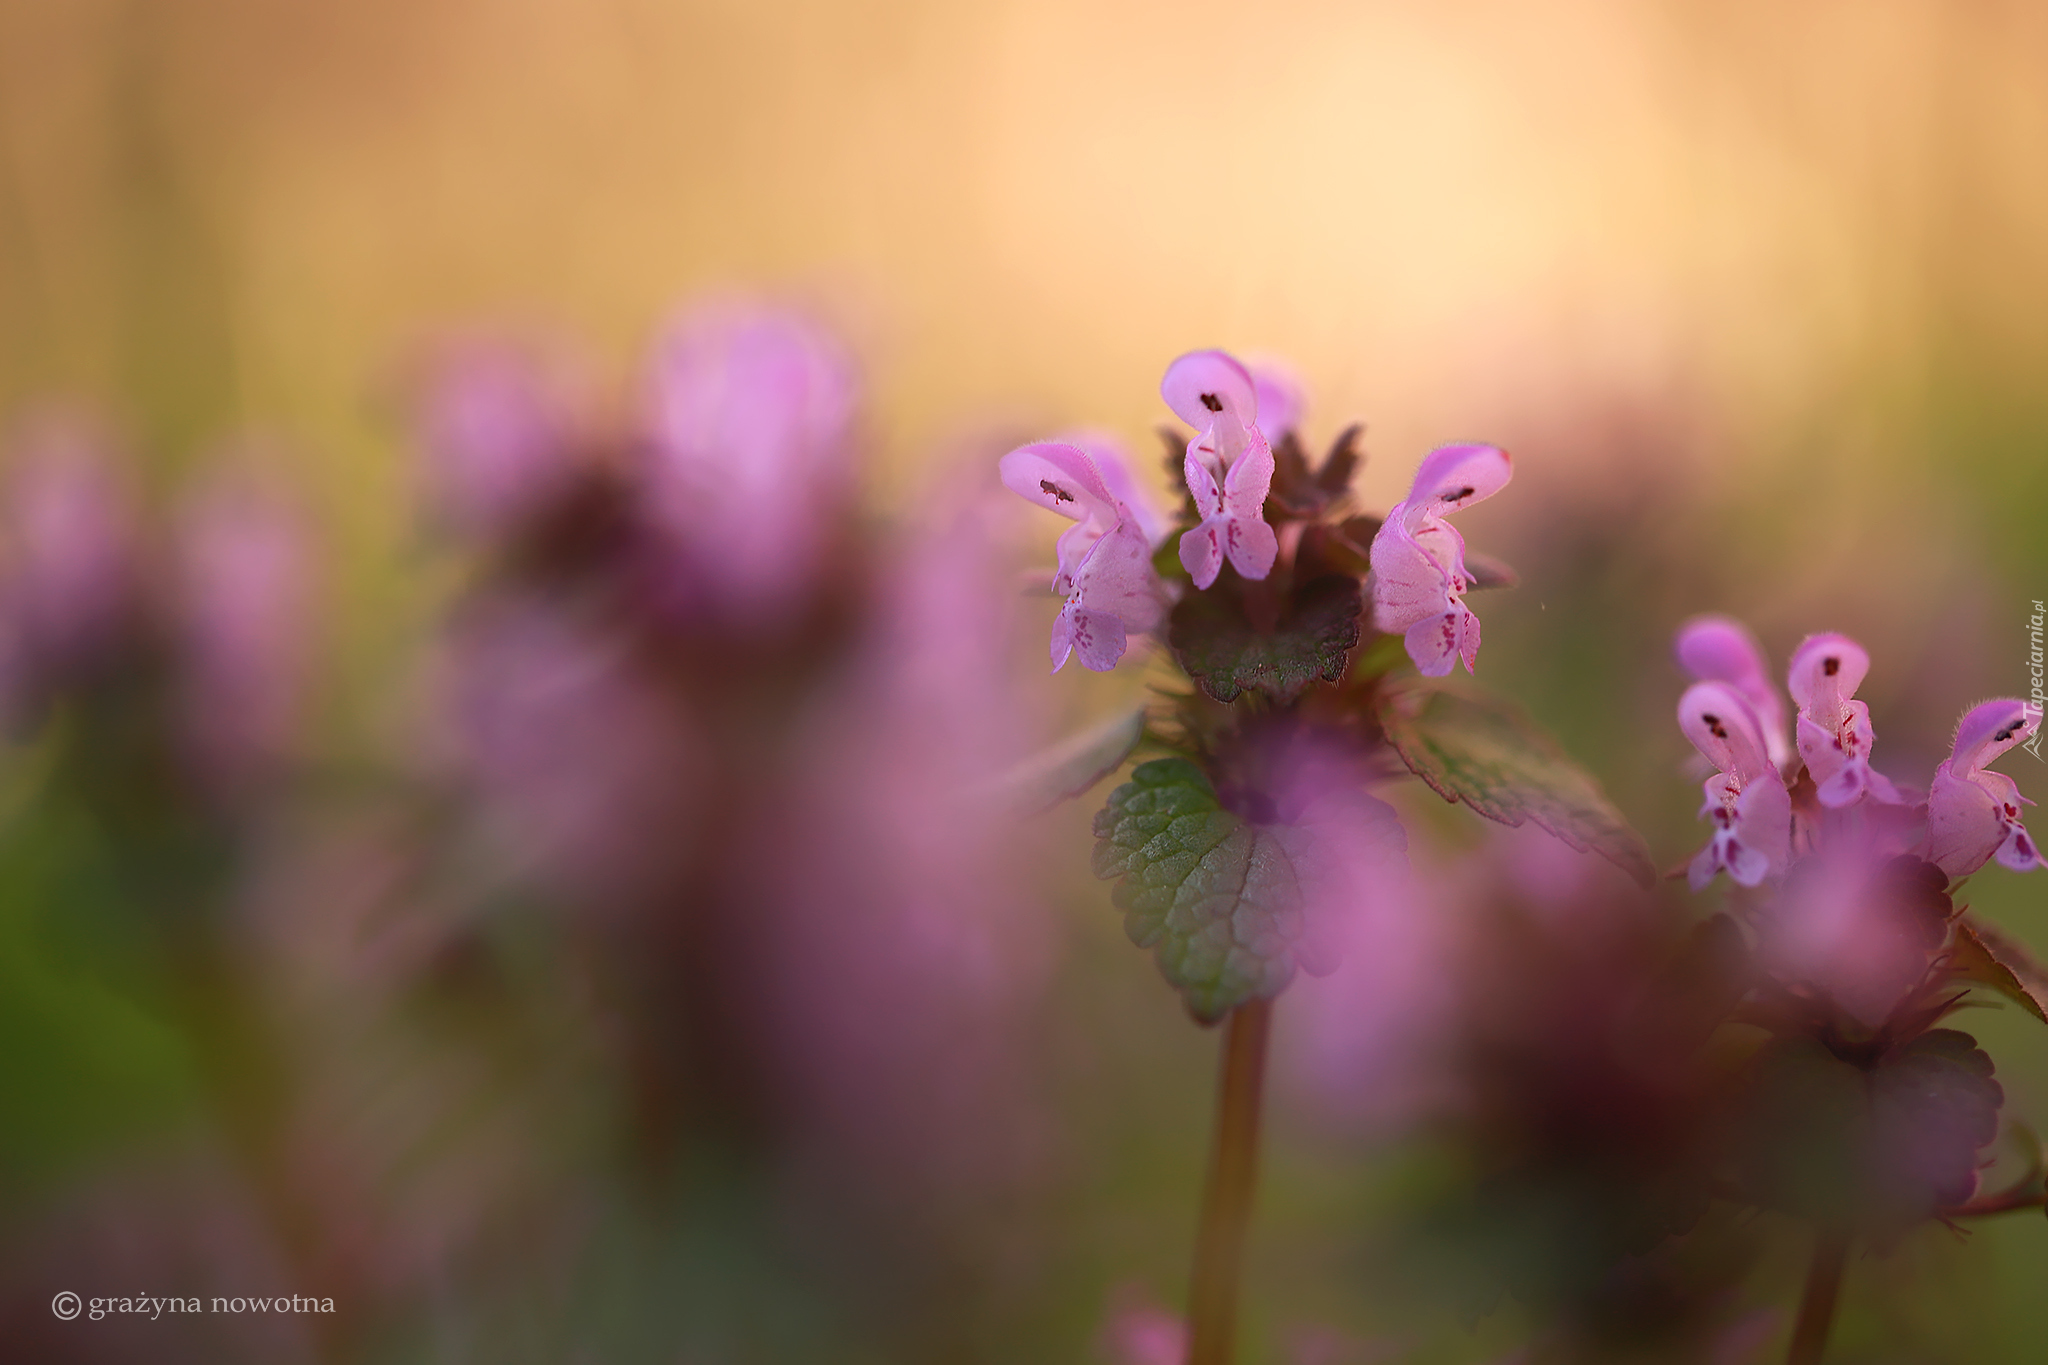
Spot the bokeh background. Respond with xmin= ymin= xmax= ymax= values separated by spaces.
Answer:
xmin=3 ymin=1 xmax=2046 ymax=1361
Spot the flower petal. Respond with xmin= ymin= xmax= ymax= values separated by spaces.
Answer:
xmin=999 ymin=441 xmax=1118 ymax=525
xmin=1160 ymin=350 xmax=1258 ymax=433
xmin=1078 ymin=518 xmax=1166 ymax=636
xmin=1731 ymin=766 xmax=1792 ymax=882
xmin=1402 ymin=608 xmax=1477 ymax=678
xmin=1068 ymin=607 xmax=1130 ymax=673
xmin=1179 ymin=521 xmax=1224 ymax=590
xmin=1222 ymin=428 xmax=1275 ymax=518
xmin=1675 ymin=614 xmax=1790 ymax=768
xmin=1786 ymin=632 xmax=1870 ymax=714
xmin=1948 ymin=698 xmax=2040 ymax=775
xmin=1223 ymin=511 xmax=1279 ymax=581
xmin=1248 ymin=360 xmax=1303 ymax=437
xmin=1678 ymin=681 xmax=1774 ymax=782
xmin=1067 ymin=431 xmax=1168 ymax=545
xmin=1403 ymin=442 xmax=1512 ymax=514
xmin=1182 ymin=446 xmax=1225 ymax=520
xmin=1928 ymin=762 xmax=2004 ymax=878
xmin=1367 ymin=506 xmax=1453 ymax=634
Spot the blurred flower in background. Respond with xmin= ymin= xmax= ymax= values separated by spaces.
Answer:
xmin=3 ymin=0 xmax=2048 ymax=1361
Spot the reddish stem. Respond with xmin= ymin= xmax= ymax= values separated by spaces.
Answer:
xmin=1186 ymin=998 xmax=1273 ymax=1365
xmin=1786 ymin=1227 xmax=1849 ymax=1365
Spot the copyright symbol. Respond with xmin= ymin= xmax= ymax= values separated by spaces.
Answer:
xmin=52 ymin=1291 xmax=81 ymax=1320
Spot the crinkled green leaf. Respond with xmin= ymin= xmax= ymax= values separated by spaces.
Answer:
xmin=1738 ymin=1029 xmax=2003 ymax=1232
xmin=1950 ymin=916 xmax=2048 ymax=1027
xmin=1168 ymin=574 xmax=1362 ymax=705
xmin=1089 ymin=758 xmax=1332 ymax=1022
xmin=1375 ymin=685 xmax=1655 ymax=887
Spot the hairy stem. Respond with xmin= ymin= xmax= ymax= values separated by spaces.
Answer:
xmin=1786 ymin=1227 xmax=1850 ymax=1365
xmin=1186 ymin=997 xmax=1273 ymax=1365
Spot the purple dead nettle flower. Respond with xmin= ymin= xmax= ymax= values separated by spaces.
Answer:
xmin=1674 ymin=614 xmax=1793 ymax=773
xmin=999 ymin=438 xmax=1167 ymax=672
xmin=1927 ymin=699 xmax=2043 ymax=877
xmin=1245 ymin=356 xmax=1305 ymax=440
xmin=2 ymin=416 xmax=137 ymax=677
xmin=1674 ymin=619 xmax=2043 ymax=889
xmin=1677 ymin=681 xmax=1791 ymax=889
xmin=643 ymin=299 xmax=859 ymax=618
xmin=1368 ymin=442 xmax=1514 ymax=676
xmin=1787 ymin=633 xmax=1913 ymax=808
xmin=171 ymin=474 xmax=314 ymax=798
xmin=1159 ymin=349 xmax=1280 ymax=590
xmin=435 ymin=597 xmax=699 ymax=905
xmin=762 ymin=481 xmax=1054 ymax=1193
xmin=413 ymin=340 xmax=582 ymax=538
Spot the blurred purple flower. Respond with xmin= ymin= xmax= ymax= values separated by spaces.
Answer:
xmin=1098 ymin=1291 xmax=1186 ymax=1365
xmin=1369 ymin=443 xmax=1514 ymax=676
xmin=1926 ymin=698 xmax=2042 ymax=877
xmin=412 ymin=340 xmax=584 ymax=538
xmin=1759 ymin=845 xmax=1951 ymax=1027
xmin=1279 ymin=836 xmax=1447 ymax=1136
xmin=758 ymin=478 xmax=1055 ymax=1195
xmin=433 ymin=596 xmax=700 ymax=906
xmin=642 ymin=298 xmax=859 ymax=619
xmin=1161 ymin=349 xmax=1278 ymax=588
xmin=1247 ymin=357 xmax=1305 ymax=440
xmin=170 ymin=473 xmax=315 ymax=799
xmin=1 ymin=414 xmax=137 ymax=683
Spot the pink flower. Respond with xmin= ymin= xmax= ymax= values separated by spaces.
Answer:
xmin=1160 ymin=349 xmax=1279 ymax=589
xmin=1674 ymin=614 xmax=1792 ymax=773
xmin=642 ymin=299 xmax=859 ymax=617
xmin=3 ymin=415 xmax=136 ymax=676
xmin=1247 ymin=356 xmax=1305 ymax=439
xmin=999 ymin=440 xmax=1165 ymax=673
xmin=171 ymin=474 xmax=314 ymax=799
xmin=1759 ymin=843 xmax=1950 ymax=1027
xmin=1787 ymin=633 xmax=1911 ymax=807
xmin=1927 ymin=699 xmax=2042 ymax=878
xmin=435 ymin=597 xmax=701 ymax=906
xmin=1368 ymin=442 xmax=1513 ymax=676
xmin=1099 ymin=1296 xmax=1187 ymax=1365
xmin=413 ymin=340 xmax=582 ymax=538
xmin=1678 ymin=681 xmax=1792 ymax=889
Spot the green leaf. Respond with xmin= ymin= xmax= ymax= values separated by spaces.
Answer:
xmin=1090 ymin=757 xmax=1400 ymax=1022
xmin=1167 ymin=574 xmax=1362 ymax=705
xmin=1949 ymin=917 xmax=2048 ymax=1026
xmin=1374 ymin=685 xmax=1656 ymax=887
xmin=970 ymin=707 xmax=1147 ymax=814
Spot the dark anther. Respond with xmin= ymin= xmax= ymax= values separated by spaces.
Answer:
xmin=1446 ymin=486 xmax=1474 ymax=501
xmin=1199 ymin=392 xmax=1224 ymax=412
xmin=1824 ymin=657 xmax=1840 ymax=676
xmin=1702 ymin=713 xmax=1729 ymax=739
xmin=1039 ymin=479 xmax=1075 ymax=503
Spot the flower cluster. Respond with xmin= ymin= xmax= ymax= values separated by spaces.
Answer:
xmin=1671 ymin=615 xmax=2043 ymax=1236
xmin=999 ymin=347 xmax=1515 ymax=679
xmin=1675 ymin=615 xmax=2040 ymax=892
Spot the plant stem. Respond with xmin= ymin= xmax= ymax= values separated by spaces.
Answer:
xmin=1786 ymin=1227 xmax=1849 ymax=1365
xmin=1186 ymin=997 xmax=1273 ymax=1365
